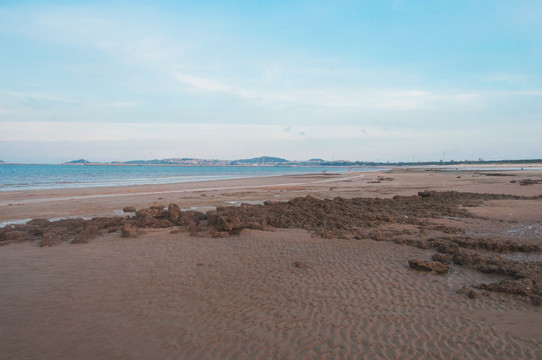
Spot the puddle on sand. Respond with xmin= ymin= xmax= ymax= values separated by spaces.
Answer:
xmin=501 ymin=252 xmax=542 ymax=263
xmin=224 ymin=200 xmax=265 ymax=206
xmin=465 ymin=221 xmax=542 ymax=243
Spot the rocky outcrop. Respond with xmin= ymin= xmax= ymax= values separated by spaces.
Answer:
xmin=1 ymin=192 xmax=541 ymax=306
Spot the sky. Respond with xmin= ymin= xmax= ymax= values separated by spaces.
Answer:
xmin=1 ymin=0 xmax=541 ymax=163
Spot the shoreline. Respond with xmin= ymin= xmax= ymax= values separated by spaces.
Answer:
xmin=0 ymin=165 xmax=369 ymax=193
xmin=0 ymin=173 xmax=367 ymax=226
xmin=2 ymin=167 xmax=542 ymax=224
xmin=2 ymin=163 xmax=541 ymax=193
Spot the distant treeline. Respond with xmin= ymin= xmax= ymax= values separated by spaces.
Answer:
xmin=360 ymin=159 xmax=542 ymax=167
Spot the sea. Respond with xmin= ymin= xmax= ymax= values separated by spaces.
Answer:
xmin=0 ymin=164 xmax=383 ymax=192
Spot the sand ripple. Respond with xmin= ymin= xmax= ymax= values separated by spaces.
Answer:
xmin=1 ymin=229 xmax=541 ymax=359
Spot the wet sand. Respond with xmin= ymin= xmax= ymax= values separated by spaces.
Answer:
xmin=2 ymin=168 xmax=541 ymax=222
xmin=1 ymin=168 xmax=542 ymax=359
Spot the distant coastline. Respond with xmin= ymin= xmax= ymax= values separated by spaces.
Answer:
xmin=2 ymin=156 xmax=542 ymax=168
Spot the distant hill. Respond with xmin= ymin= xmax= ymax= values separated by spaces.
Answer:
xmin=103 ymin=156 xmax=290 ymax=166
xmin=120 ymin=158 xmax=230 ymax=166
xmin=231 ymin=156 xmax=289 ymax=165
xmin=64 ymin=159 xmax=91 ymax=164
xmin=59 ymin=157 xmax=542 ymax=167
xmin=0 ymin=160 xmax=5 ymax=164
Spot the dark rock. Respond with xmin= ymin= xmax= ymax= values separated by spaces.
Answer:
xmin=27 ymin=218 xmax=50 ymax=227
xmin=2 ymin=230 xmax=32 ymax=242
xmin=121 ymin=223 xmax=145 ymax=238
xmin=369 ymin=230 xmax=385 ymax=241
xmin=72 ymin=225 xmax=100 ymax=244
xmin=478 ymin=279 xmax=535 ymax=297
xmin=457 ymin=286 xmax=477 ymax=299
xmin=134 ymin=210 xmax=172 ymax=228
xmin=431 ymin=253 xmax=453 ymax=264
xmin=136 ymin=206 xmax=167 ymax=219
xmin=187 ymin=221 xmax=198 ymax=235
xmin=437 ymin=241 xmax=459 ymax=254
xmin=293 ymin=261 xmax=309 ymax=269
xmin=452 ymin=250 xmax=487 ymax=266
xmin=123 ymin=206 xmax=136 ymax=213
xmin=167 ymin=203 xmax=181 ymax=223
xmin=418 ymin=191 xmax=432 ymax=198
xmin=39 ymin=228 xmax=69 ymax=247
xmin=449 ymin=236 xmax=541 ymax=253
xmin=52 ymin=218 xmax=86 ymax=232
xmin=87 ymin=216 xmax=124 ymax=230
xmin=408 ymin=259 xmax=450 ymax=273
xmin=531 ymin=295 xmax=542 ymax=306
xmin=519 ymin=179 xmax=542 ymax=186
xmin=209 ymin=230 xmax=230 ymax=238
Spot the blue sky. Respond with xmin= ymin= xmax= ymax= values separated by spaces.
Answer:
xmin=1 ymin=0 xmax=541 ymax=163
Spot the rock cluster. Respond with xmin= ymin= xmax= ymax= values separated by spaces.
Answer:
xmin=0 ymin=217 xmax=124 ymax=247
xmin=1 ymin=191 xmax=541 ymax=305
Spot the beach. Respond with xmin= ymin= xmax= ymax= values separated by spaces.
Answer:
xmin=1 ymin=168 xmax=542 ymax=359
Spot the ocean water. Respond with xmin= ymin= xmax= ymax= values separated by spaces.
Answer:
xmin=0 ymin=164 xmax=382 ymax=192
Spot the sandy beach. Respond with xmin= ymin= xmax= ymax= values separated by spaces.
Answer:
xmin=1 ymin=168 xmax=542 ymax=359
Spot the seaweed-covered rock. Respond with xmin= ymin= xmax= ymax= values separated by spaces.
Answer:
xmin=2 ymin=230 xmax=32 ymax=243
xmin=121 ymin=223 xmax=145 ymax=238
xmin=478 ymin=279 xmax=535 ymax=297
xmin=431 ymin=252 xmax=453 ymax=264
xmin=167 ymin=203 xmax=182 ymax=223
xmin=408 ymin=259 xmax=450 ymax=273
xmin=293 ymin=261 xmax=309 ymax=269
xmin=40 ymin=228 xmax=69 ymax=247
xmin=180 ymin=210 xmax=207 ymax=225
xmin=457 ymin=286 xmax=477 ymax=299
xmin=437 ymin=241 xmax=459 ymax=254
xmin=72 ymin=225 xmax=100 ymax=244
xmin=27 ymin=218 xmax=51 ymax=227
xmin=136 ymin=206 xmax=167 ymax=219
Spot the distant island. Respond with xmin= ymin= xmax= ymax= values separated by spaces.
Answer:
xmin=65 ymin=159 xmax=91 ymax=164
xmin=61 ymin=156 xmax=542 ymax=167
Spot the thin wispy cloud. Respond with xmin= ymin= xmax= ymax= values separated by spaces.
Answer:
xmin=484 ymin=73 xmax=524 ymax=84
xmin=0 ymin=89 xmax=139 ymax=111
xmin=173 ymin=72 xmax=479 ymax=110
xmin=0 ymin=90 xmax=77 ymax=104
xmin=173 ymin=72 xmax=294 ymax=103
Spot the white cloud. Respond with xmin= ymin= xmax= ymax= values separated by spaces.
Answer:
xmin=173 ymin=72 xmax=479 ymax=110
xmin=173 ymin=73 xmax=234 ymax=94
xmin=173 ymin=72 xmax=294 ymax=102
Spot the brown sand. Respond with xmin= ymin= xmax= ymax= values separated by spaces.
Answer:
xmin=1 ymin=168 xmax=542 ymax=359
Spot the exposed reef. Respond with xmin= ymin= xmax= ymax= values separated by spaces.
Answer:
xmin=2 ymin=191 xmax=541 ymax=304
